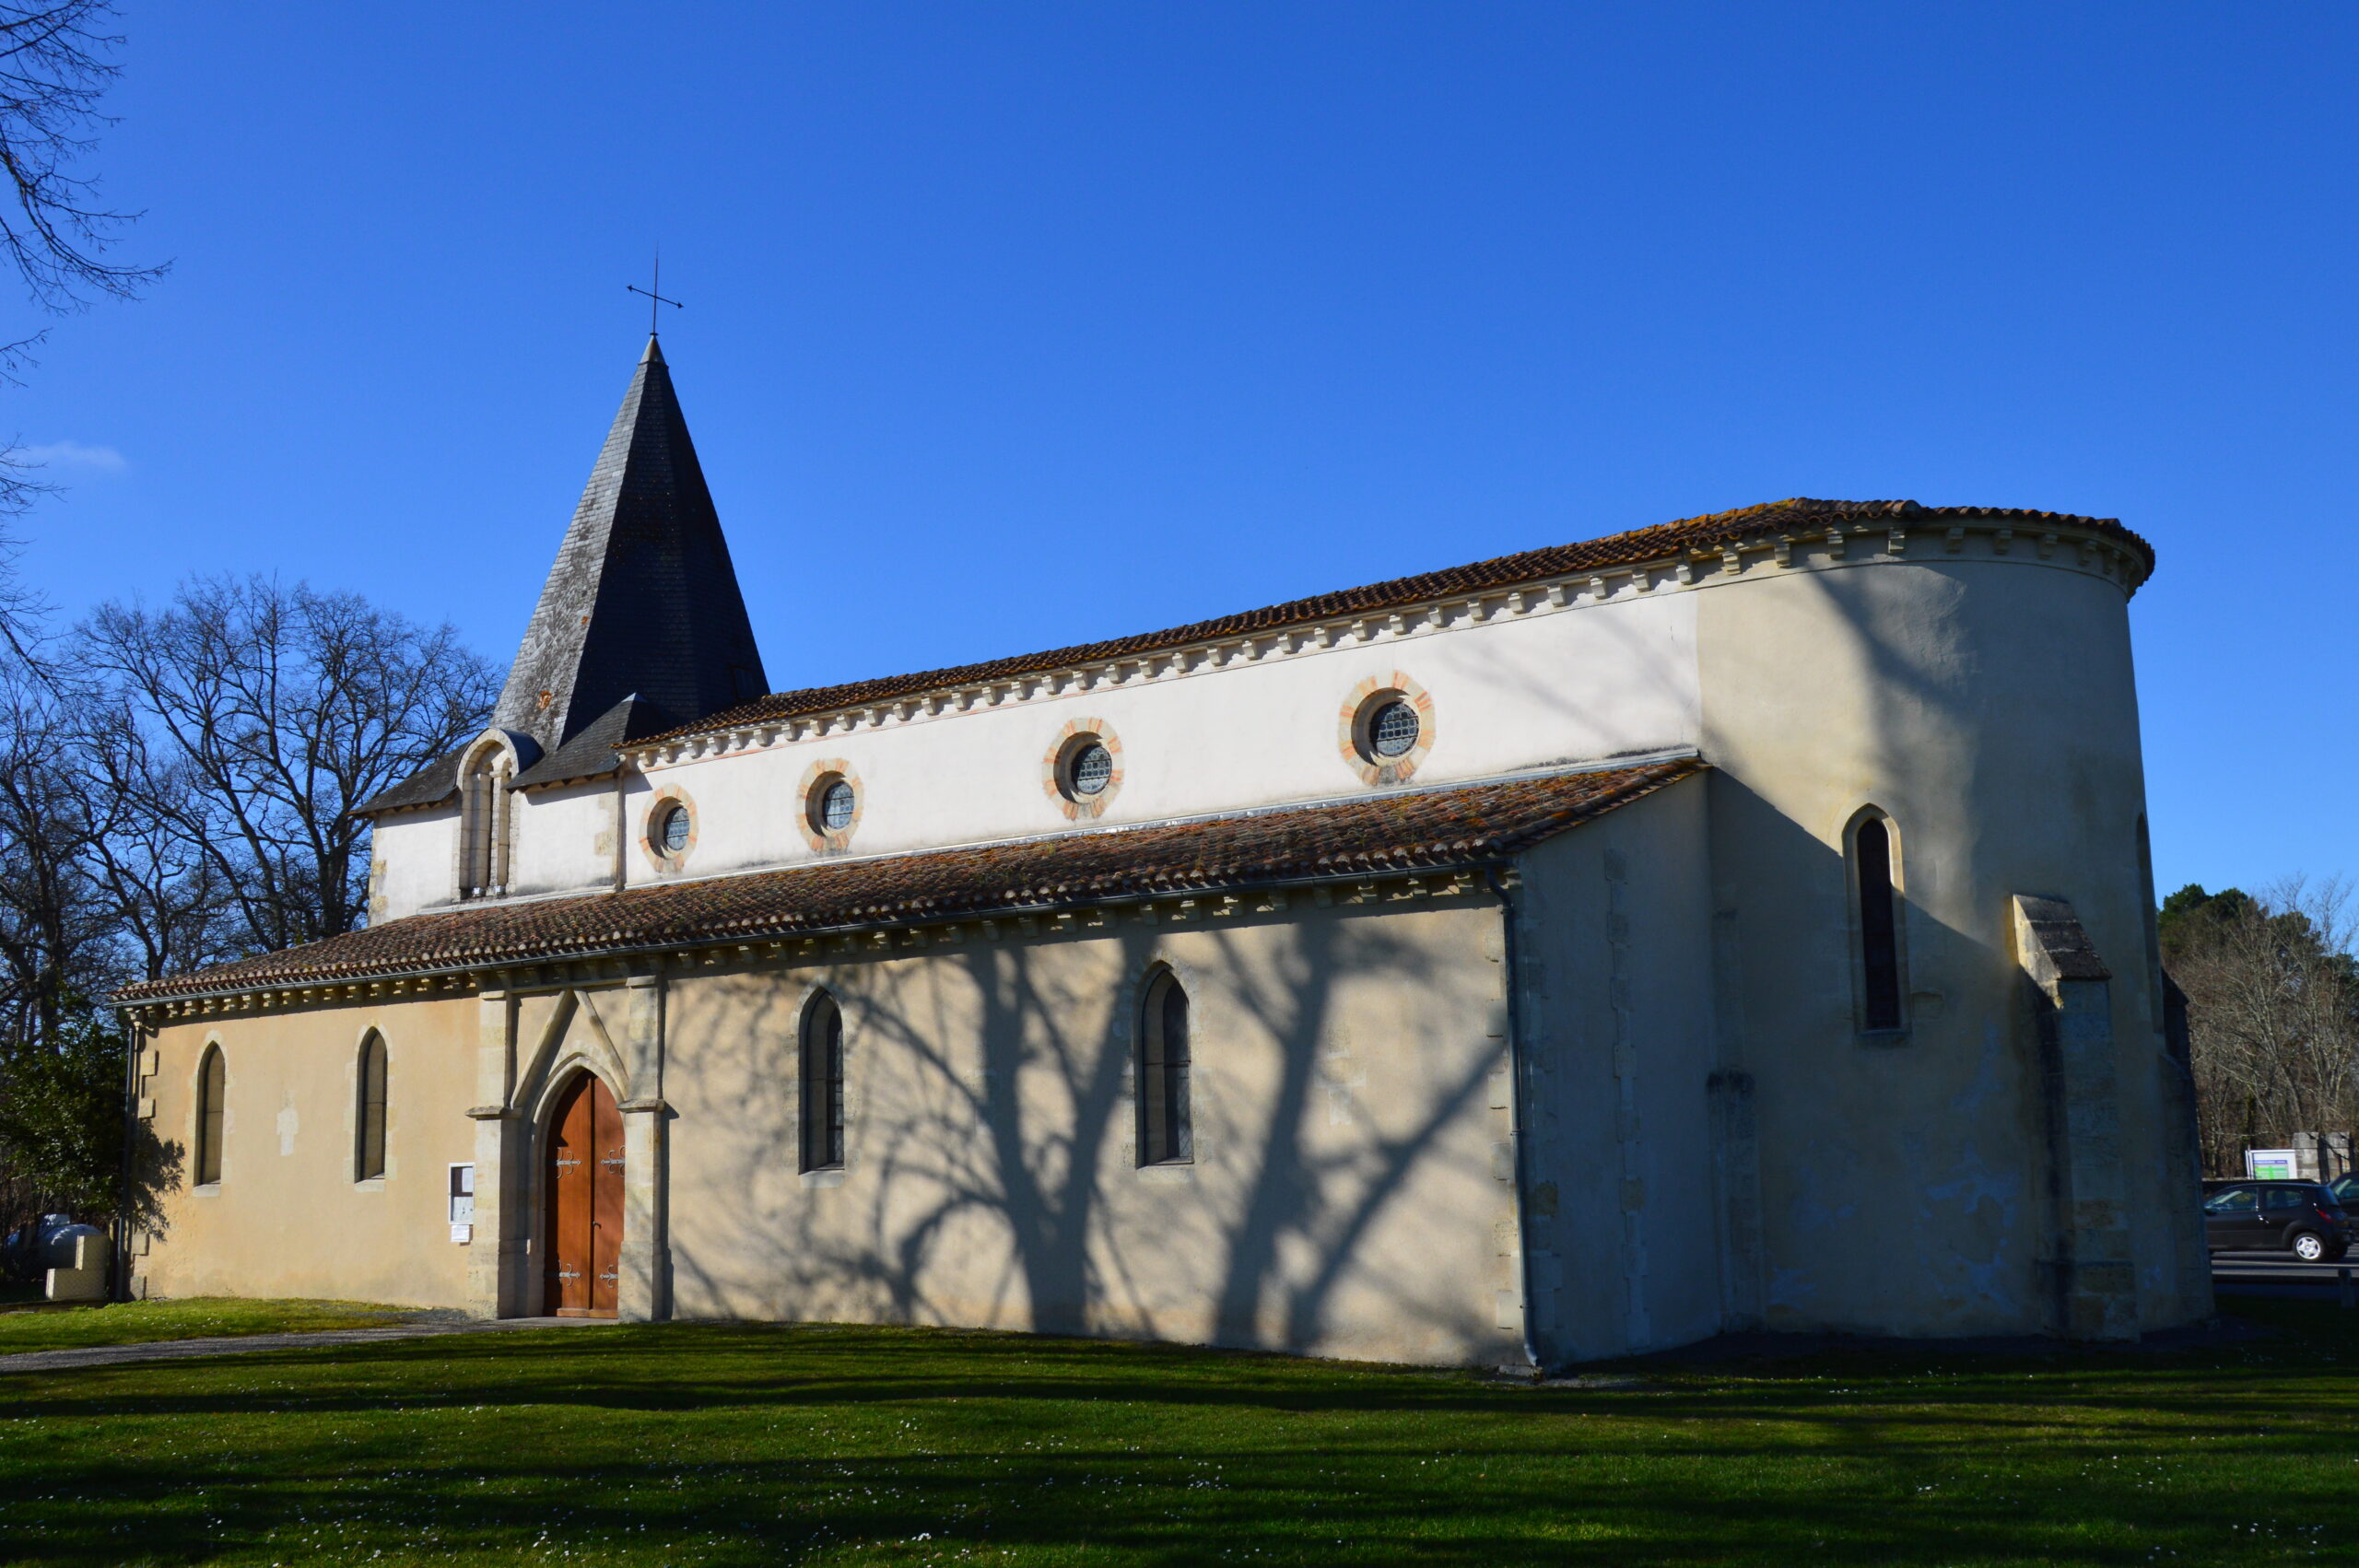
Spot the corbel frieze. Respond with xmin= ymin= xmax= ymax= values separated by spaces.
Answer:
xmin=616 ymin=516 xmax=2144 ymax=772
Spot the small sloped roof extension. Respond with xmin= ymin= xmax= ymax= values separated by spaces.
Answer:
xmin=510 ymin=695 xmax=677 ymax=791
xmin=351 ymin=746 xmax=465 ymax=816
xmin=352 ymin=696 xmax=680 ymax=817
xmin=656 ymin=497 xmax=2150 ymax=744
xmin=118 ymin=757 xmax=1700 ymax=1003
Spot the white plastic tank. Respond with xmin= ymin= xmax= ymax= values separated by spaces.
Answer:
xmin=35 ymin=1216 xmax=104 ymax=1270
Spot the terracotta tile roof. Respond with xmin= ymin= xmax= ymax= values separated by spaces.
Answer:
xmin=118 ymin=758 xmax=1701 ymax=1002
xmin=657 ymin=497 xmax=2150 ymax=743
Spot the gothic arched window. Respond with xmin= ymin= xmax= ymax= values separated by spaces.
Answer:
xmin=1138 ymin=968 xmax=1192 ymax=1164
xmin=800 ymin=991 xmax=845 ymax=1172
xmin=196 ymin=1045 xmax=227 ymax=1187
xmin=1850 ymin=811 xmax=1905 ymax=1033
xmin=356 ymin=1033 xmax=388 ymax=1181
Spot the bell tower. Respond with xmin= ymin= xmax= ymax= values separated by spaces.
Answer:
xmin=493 ymin=336 xmax=768 ymax=748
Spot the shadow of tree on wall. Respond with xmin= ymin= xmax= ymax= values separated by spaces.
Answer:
xmin=668 ymin=902 xmax=1510 ymax=1361
xmin=123 ymin=1124 xmax=181 ymax=1256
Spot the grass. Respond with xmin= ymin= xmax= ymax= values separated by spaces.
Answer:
xmin=0 ymin=1296 xmax=422 ymax=1353
xmin=0 ymin=1300 xmax=2355 ymax=1566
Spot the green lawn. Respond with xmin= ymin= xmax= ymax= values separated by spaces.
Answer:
xmin=0 ymin=1300 xmax=2354 ymax=1566
xmin=0 ymin=1296 xmax=424 ymax=1353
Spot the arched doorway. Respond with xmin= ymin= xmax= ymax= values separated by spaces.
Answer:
xmin=544 ymin=1072 xmax=623 ymax=1317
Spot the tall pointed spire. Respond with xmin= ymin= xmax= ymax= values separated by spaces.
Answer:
xmin=494 ymin=337 xmax=768 ymax=749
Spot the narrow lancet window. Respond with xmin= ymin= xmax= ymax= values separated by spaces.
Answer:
xmin=1856 ymin=814 xmax=1903 ymax=1032
xmin=196 ymin=1046 xmax=226 ymax=1186
xmin=459 ymin=742 xmax=515 ymax=898
xmin=801 ymin=992 xmax=845 ymax=1171
xmin=1139 ymin=969 xmax=1192 ymax=1164
xmin=357 ymin=1034 xmax=388 ymax=1180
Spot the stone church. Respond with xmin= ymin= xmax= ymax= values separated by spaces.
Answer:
xmin=115 ymin=338 xmax=2212 ymax=1365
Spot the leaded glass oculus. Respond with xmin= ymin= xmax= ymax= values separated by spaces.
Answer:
xmin=656 ymin=802 xmax=691 ymax=854
xmin=1369 ymin=698 xmax=1420 ymax=758
xmin=1070 ymin=742 xmax=1113 ymax=797
xmin=820 ymin=778 xmax=857 ymax=831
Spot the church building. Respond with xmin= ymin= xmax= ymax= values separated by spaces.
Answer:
xmin=115 ymin=339 xmax=2212 ymax=1365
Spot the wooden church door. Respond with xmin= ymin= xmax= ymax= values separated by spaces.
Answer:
xmin=544 ymin=1073 xmax=624 ymax=1317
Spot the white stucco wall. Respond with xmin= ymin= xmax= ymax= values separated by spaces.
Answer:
xmin=370 ymin=810 xmax=460 ymax=924
xmin=507 ymin=778 xmax=624 ymax=898
xmin=372 ymin=587 xmax=1703 ymax=920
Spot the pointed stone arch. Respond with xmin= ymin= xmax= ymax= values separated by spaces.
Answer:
xmin=511 ymin=989 xmax=640 ymax=1120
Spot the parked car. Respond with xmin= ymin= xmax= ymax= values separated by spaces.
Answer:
xmin=2331 ymin=1174 xmax=2359 ymax=1211
xmin=2202 ymin=1181 xmax=2354 ymax=1261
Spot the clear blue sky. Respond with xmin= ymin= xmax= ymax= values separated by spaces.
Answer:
xmin=19 ymin=3 xmax=2356 ymax=899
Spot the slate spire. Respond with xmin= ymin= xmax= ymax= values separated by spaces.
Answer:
xmin=494 ymin=336 xmax=768 ymax=748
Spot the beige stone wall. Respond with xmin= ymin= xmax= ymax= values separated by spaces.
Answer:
xmin=1696 ymin=555 xmax=2210 ymax=1337
xmin=136 ymin=997 xmax=479 ymax=1306
xmin=662 ymin=896 xmax=1523 ymax=1366
xmin=132 ymin=897 xmax=1529 ymax=1366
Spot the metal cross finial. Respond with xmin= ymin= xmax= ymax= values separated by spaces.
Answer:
xmin=627 ymin=252 xmax=684 ymax=335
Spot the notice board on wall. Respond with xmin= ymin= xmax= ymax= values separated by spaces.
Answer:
xmin=449 ymin=1164 xmax=475 ymax=1243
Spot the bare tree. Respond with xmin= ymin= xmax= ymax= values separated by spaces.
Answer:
xmin=0 ymin=1 xmax=152 ymax=309
xmin=0 ymin=653 xmax=115 ymax=1038
xmin=73 ymin=692 xmax=237 ymax=981
xmin=78 ymin=578 xmax=498 ymax=954
xmin=0 ymin=646 xmax=133 ymax=1276
xmin=0 ymin=570 xmax=490 ymax=1270
xmin=0 ymin=1 xmax=163 ymax=515
xmin=2169 ymin=877 xmax=2359 ymax=1175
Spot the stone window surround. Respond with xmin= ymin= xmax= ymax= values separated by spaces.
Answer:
xmin=1339 ymin=673 xmax=1436 ymax=789
xmin=797 ymin=758 xmax=864 ymax=854
xmin=796 ymin=985 xmax=850 ymax=1182
xmin=1042 ymin=718 xmax=1125 ymax=822
xmin=640 ymin=785 xmax=701 ymax=875
xmin=193 ymin=1036 xmax=228 ymax=1193
xmin=454 ymin=732 xmax=523 ymax=900
xmin=1842 ymin=803 xmax=1913 ymax=1045
xmin=352 ymin=1027 xmax=392 ymax=1188
xmin=1129 ymin=958 xmax=1200 ymax=1171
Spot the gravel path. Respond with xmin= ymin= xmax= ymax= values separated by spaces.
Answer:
xmin=0 ymin=1316 xmax=614 ymax=1375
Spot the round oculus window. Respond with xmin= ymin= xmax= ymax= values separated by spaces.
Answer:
xmin=1068 ymin=741 xmax=1113 ymax=797
xmin=818 ymin=778 xmax=857 ymax=832
xmin=1368 ymin=698 xmax=1420 ymax=758
xmin=656 ymin=802 xmax=691 ymax=855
